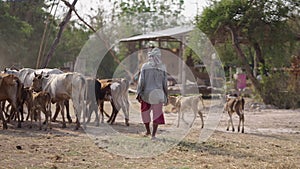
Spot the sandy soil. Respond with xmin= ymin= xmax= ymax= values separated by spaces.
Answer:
xmin=0 ymin=95 xmax=299 ymax=169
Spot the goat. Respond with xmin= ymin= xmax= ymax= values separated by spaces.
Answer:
xmin=168 ymin=95 xmax=205 ymax=128
xmin=224 ymin=95 xmax=245 ymax=133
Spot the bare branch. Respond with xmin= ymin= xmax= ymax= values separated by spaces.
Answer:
xmin=61 ymin=0 xmax=133 ymax=78
xmin=42 ymin=0 xmax=78 ymax=68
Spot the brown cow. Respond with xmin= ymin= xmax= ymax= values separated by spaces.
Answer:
xmin=29 ymin=90 xmax=52 ymax=130
xmin=0 ymin=73 xmax=22 ymax=129
xmin=94 ymin=79 xmax=113 ymax=126
xmin=95 ymin=78 xmax=130 ymax=126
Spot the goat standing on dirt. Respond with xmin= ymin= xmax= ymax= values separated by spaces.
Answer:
xmin=168 ymin=95 xmax=205 ymax=128
xmin=224 ymin=95 xmax=245 ymax=133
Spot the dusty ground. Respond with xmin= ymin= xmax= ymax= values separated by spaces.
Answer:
xmin=0 ymin=95 xmax=299 ymax=169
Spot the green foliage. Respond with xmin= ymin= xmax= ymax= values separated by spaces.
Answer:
xmin=113 ymin=0 xmax=186 ymax=33
xmin=195 ymin=0 xmax=300 ymax=106
xmin=49 ymin=24 xmax=91 ymax=68
xmin=197 ymin=0 xmax=299 ymax=69
xmin=0 ymin=1 xmax=33 ymax=68
xmin=0 ymin=1 xmax=93 ymax=69
xmin=260 ymin=72 xmax=300 ymax=109
xmin=0 ymin=1 xmax=55 ymax=68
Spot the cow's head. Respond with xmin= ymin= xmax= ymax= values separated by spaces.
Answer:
xmin=31 ymin=73 xmax=48 ymax=92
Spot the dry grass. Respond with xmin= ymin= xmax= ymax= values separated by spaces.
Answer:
xmin=0 ymin=96 xmax=299 ymax=169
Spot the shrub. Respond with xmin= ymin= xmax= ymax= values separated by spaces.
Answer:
xmin=260 ymin=72 xmax=300 ymax=109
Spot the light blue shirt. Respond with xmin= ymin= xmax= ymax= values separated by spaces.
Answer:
xmin=137 ymin=62 xmax=168 ymax=104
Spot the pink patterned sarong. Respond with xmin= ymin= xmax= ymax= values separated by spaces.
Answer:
xmin=141 ymin=100 xmax=165 ymax=124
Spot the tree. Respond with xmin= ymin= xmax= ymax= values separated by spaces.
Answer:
xmin=90 ymin=0 xmax=188 ymax=78
xmin=0 ymin=0 xmax=60 ymax=68
xmin=197 ymin=0 xmax=300 ymax=104
xmin=0 ymin=1 xmax=32 ymax=68
xmin=113 ymin=0 xmax=185 ymax=33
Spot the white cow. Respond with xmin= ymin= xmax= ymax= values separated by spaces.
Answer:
xmin=107 ymin=78 xmax=130 ymax=126
xmin=4 ymin=68 xmax=64 ymax=87
xmin=31 ymin=72 xmax=86 ymax=129
xmin=85 ymin=77 xmax=101 ymax=125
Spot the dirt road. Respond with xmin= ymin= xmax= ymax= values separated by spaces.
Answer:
xmin=0 ymin=96 xmax=299 ymax=168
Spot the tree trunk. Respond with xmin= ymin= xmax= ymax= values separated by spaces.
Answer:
xmin=226 ymin=26 xmax=267 ymax=103
xmin=253 ymin=42 xmax=264 ymax=65
xmin=42 ymin=0 xmax=78 ymax=68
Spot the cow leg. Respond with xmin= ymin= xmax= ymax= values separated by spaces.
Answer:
xmin=229 ymin=113 xmax=235 ymax=132
xmin=98 ymin=100 xmax=104 ymax=124
xmin=227 ymin=113 xmax=232 ymax=131
xmin=0 ymin=108 xmax=8 ymax=130
xmin=40 ymin=105 xmax=49 ymax=131
xmin=19 ymin=103 xmax=24 ymax=122
xmin=16 ymin=109 xmax=21 ymax=128
xmin=241 ymin=113 xmax=244 ymax=133
xmin=107 ymin=111 xmax=114 ymax=124
xmin=121 ymin=100 xmax=129 ymax=126
xmin=92 ymin=103 xmax=99 ymax=124
xmin=86 ymin=102 xmax=91 ymax=123
xmin=198 ymin=110 xmax=204 ymax=129
xmin=73 ymin=103 xmax=83 ymax=130
xmin=7 ymin=106 xmax=16 ymax=122
xmin=64 ymin=100 xmax=72 ymax=123
xmin=110 ymin=112 xmax=117 ymax=124
xmin=59 ymin=102 xmax=66 ymax=128
xmin=108 ymin=101 xmax=118 ymax=124
xmin=95 ymin=106 xmax=100 ymax=127
xmin=44 ymin=112 xmax=49 ymax=131
xmin=182 ymin=112 xmax=189 ymax=125
xmin=52 ymin=103 xmax=60 ymax=122
xmin=46 ymin=103 xmax=52 ymax=130
xmin=4 ymin=103 xmax=13 ymax=121
xmin=177 ymin=110 xmax=181 ymax=127
xmin=48 ymin=111 xmax=52 ymax=130
xmin=38 ymin=111 xmax=42 ymax=130
xmin=30 ymin=108 xmax=34 ymax=129
xmin=25 ymin=103 xmax=31 ymax=121
xmin=190 ymin=104 xmax=198 ymax=127
xmin=86 ymin=101 xmax=96 ymax=124
xmin=1 ymin=101 xmax=5 ymax=113
xmin=107 ymin=101 xmax=113 ymax=124
xmin=6 ymin=109 xmax=13 ymax=123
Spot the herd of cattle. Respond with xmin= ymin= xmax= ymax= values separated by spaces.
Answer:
xmin=0 ymin=67 xmax=246 ymax=133
xmin=0 ymin=68 xmax=130 ymax=130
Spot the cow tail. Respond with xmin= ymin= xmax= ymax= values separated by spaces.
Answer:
xmin=46 ymin=93 xmax=51 ymax=112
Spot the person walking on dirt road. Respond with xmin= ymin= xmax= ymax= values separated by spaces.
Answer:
xmin=136 ymin=47 xmax=168 ymax=141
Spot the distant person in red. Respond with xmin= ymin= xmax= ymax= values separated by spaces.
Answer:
xmin=234 ymin=68 xmax=246 ymax=94
xmin=136 ymin=47 xmax=168 ymax=140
